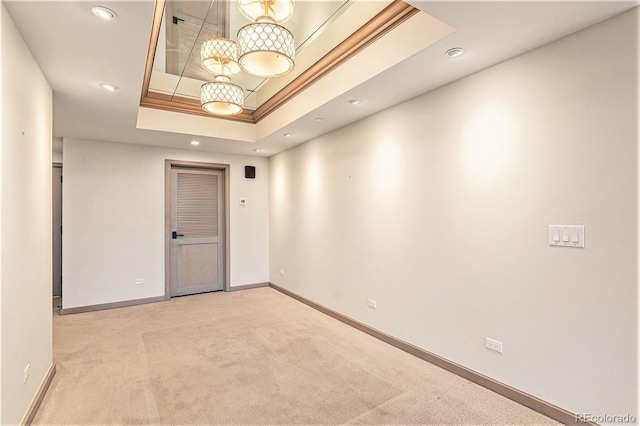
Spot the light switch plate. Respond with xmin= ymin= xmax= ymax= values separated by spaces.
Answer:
xmin=549 ymin=225 xmax=585 ymax=248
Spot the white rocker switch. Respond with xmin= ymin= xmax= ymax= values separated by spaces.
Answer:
xmin=549 ymin=225 xmax=585 ymax=248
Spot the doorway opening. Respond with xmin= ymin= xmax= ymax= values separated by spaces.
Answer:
xmin=52 ymin=163 xmax=62 ymax=312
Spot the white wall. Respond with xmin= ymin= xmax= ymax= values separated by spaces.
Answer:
xmin=63 ymin=138 xmax=269 ymax=309
xmin=270 ymin=9 xmax=638 ymax=418
xmin=0 ymin=4 xmax=53 ymax=424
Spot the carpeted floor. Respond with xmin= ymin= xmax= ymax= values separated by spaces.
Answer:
xmin=34 ymin=288 xmax=559 ymax=425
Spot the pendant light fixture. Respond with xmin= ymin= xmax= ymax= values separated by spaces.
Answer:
xmin=237 ymin=0 xmax=295 ymax=77
xmin=200 ymin=38 xmax=244 ymax=115
xmin=201 ymin=76 xmax=244 ymax=115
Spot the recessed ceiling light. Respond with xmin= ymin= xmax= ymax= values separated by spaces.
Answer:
xmin=348 ymin=99 xmax=361 ymax=105
xmin=190 ymin=141 xmax=200 ymax=146
xmin=283 ymin=133 xmax=291 ymax=137
xmin=100 ymin=83 xmax=119 ymax=92
xmin=252 ymin=148 xmax=261 ymax=152
xmin=446 ymin=47 xmax=464 ymax=58
xmin=314 ymin=118 xmax=324 ymax=122
xmin=92 ymin=6 xmax=117 ymax=21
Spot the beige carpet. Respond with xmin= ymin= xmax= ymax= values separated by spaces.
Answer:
xmin=34 ymin=288 xmax=559 ymax=425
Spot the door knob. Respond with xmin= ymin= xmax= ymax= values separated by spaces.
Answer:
xmin=172 ymin=231 xmax=185 ymax=239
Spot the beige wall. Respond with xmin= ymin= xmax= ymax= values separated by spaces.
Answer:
xmin=62 ymin=138 xmax=269 ymax=309
xmin=0 ymin=4 xmax=53 ymax=424
xmin=270 ymin=9 xmax=638 ymax=417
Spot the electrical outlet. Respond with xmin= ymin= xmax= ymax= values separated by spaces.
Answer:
xmin=135 ymin=278 xmax=144 ymax=285
xmin=485 ymin=337 xmax=503 ymax=353
xmin=23 ymin=364 xmax=30 ymax=384
xmin=279 ymin=269 xmax=285 ymax=276
xmin=367 ymin=299 xmax=377 ymax=309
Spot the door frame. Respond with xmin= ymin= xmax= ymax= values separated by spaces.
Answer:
xmin=164 ymin=159 xmax=231 ymax=298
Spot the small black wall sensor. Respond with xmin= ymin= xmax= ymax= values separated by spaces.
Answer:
xmin=245 ymin=166 xmax=256 ymax=179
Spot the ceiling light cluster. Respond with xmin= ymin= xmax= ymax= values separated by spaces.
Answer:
xmin=200 ymin=0 xmax=296 ymax=116
xmin=200 ymin=38 xmax=244 ymax=115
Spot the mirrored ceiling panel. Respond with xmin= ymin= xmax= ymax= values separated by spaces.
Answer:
xmin=149 ymin=0 xmax=353 ymax=111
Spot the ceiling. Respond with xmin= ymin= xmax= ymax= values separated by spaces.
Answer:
xmin=4 ymin=0 xmax=638 ymax=158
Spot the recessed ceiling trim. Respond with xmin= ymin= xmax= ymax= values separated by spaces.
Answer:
xmin=91 ymin=6 xmax=117 ymax=21
xmin=139 ymin=0 xmax=419 ymax=124
xmin=140 ymin=0 xmax=166 ymax=103
xmin=141 ymin=95 xmax=255 ymax=123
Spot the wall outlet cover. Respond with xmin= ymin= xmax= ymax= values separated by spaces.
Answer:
xmin=485 ymin=337 xmax=503 ymax=354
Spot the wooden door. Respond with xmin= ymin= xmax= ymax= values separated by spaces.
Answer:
xmin=169 ymin=168 xmax=224 ymax=296
xmin=52 ymin=164 xmax=62 ymax=297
